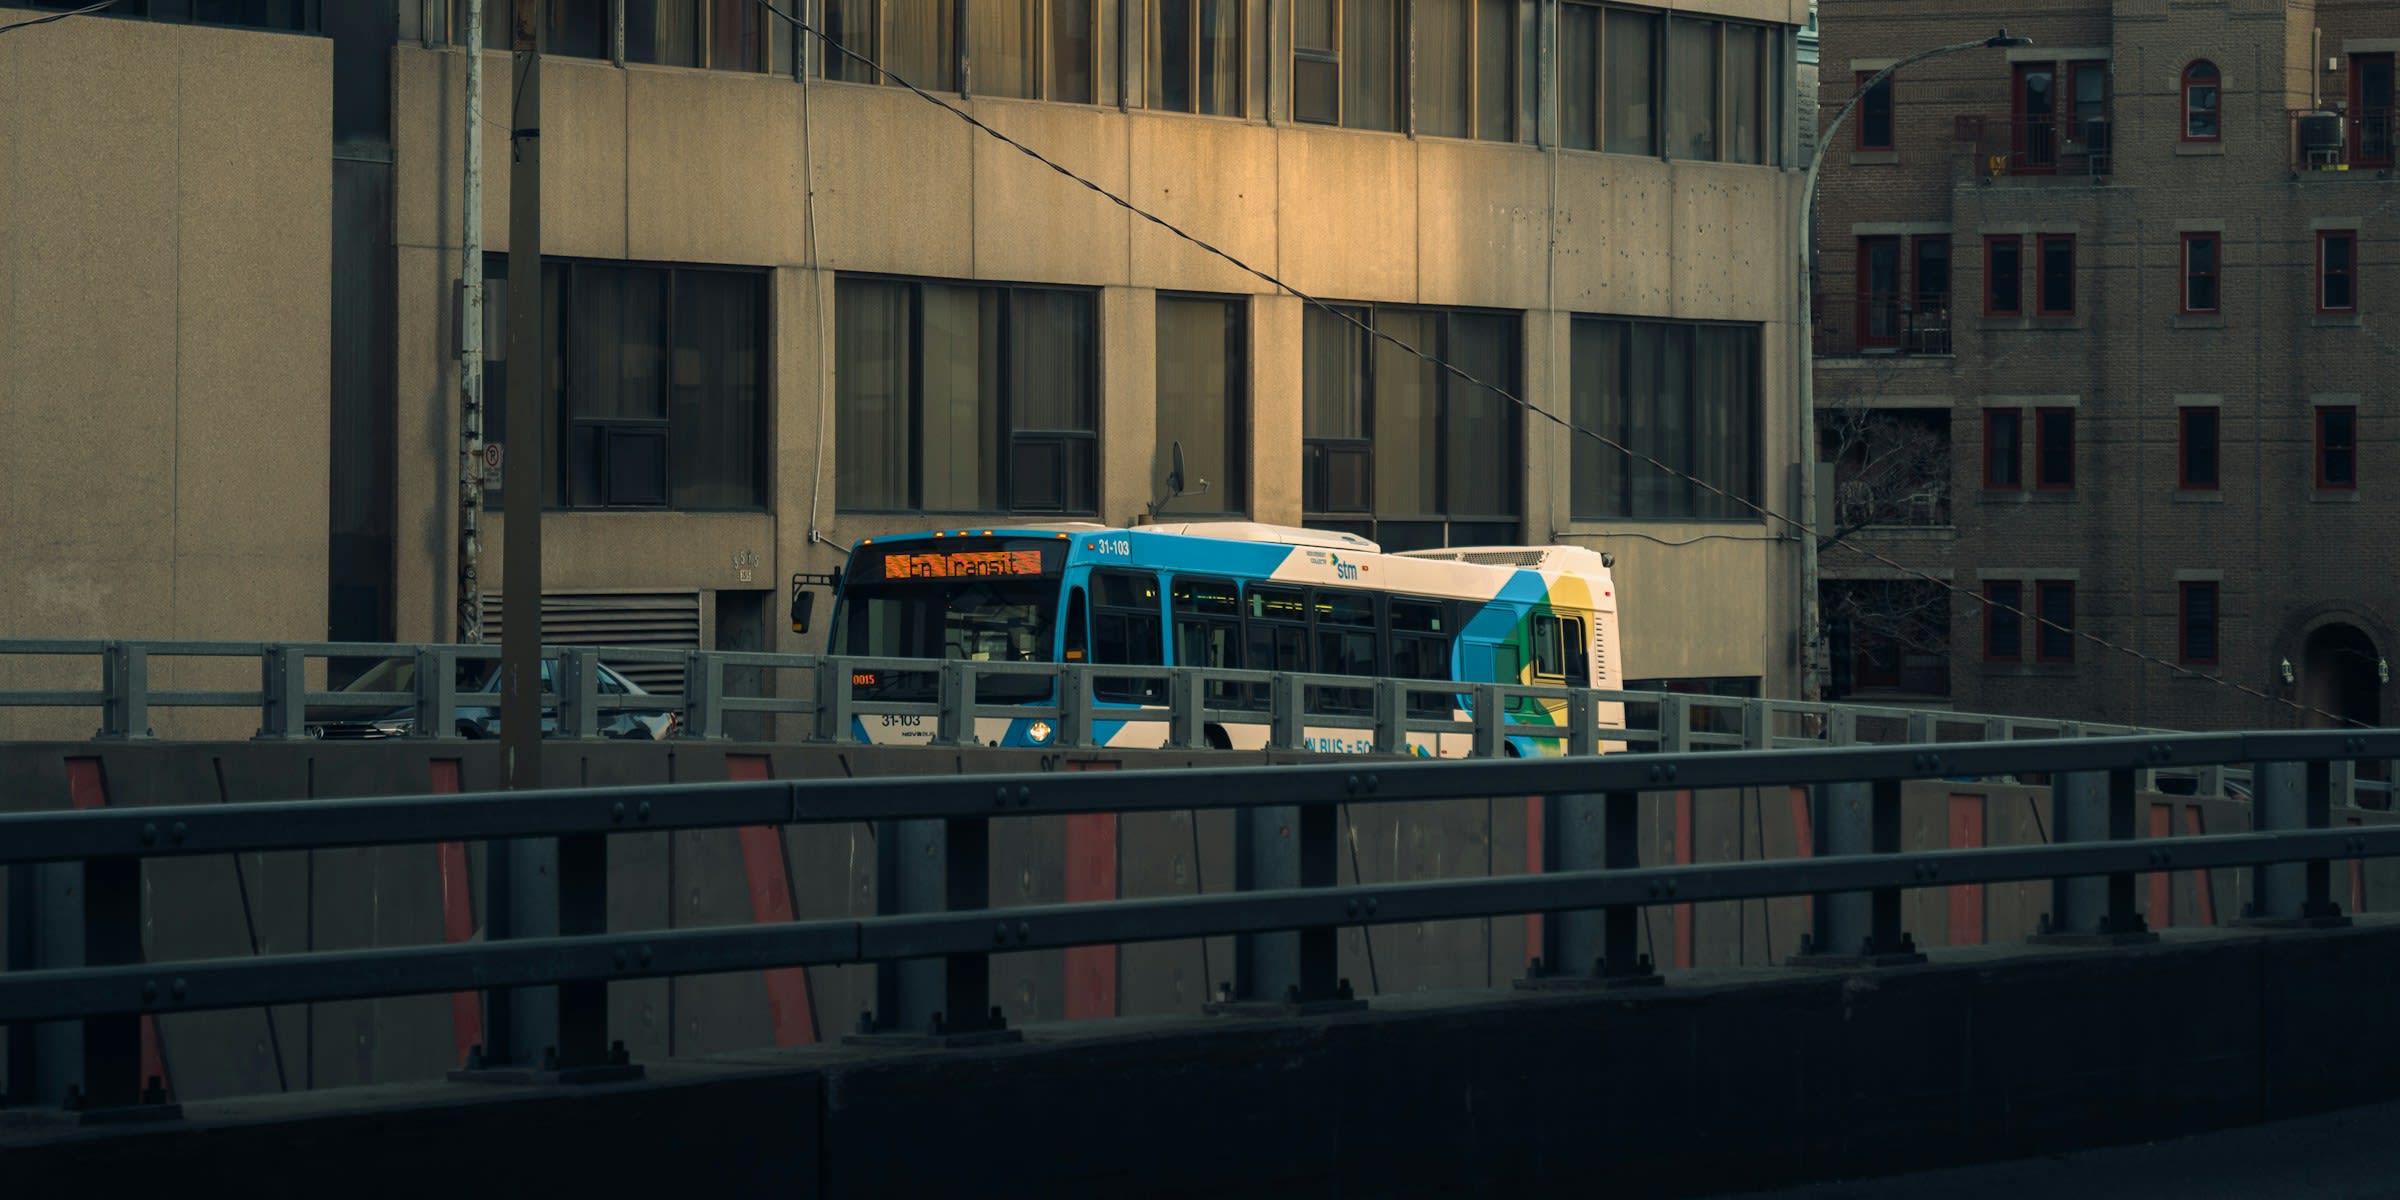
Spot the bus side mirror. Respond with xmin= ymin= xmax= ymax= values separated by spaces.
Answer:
xmin=792 ymin=590 xmax=816 ymax=635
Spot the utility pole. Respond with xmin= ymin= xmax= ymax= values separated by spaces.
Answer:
xmin=458 ymin=0 xmax=484 ymax=644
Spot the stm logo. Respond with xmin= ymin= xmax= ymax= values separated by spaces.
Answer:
xmin=1329 ymin=554 xmax=1359 ymax=582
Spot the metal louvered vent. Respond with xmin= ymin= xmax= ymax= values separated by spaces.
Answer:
xmin=479 ymin=591 xmax=702 ymax=695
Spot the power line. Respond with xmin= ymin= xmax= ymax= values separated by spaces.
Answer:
xmin=0 ymin=1 xmax=115 ymax=36
xmin=754 ymin=0 xmax=2362 ymax=730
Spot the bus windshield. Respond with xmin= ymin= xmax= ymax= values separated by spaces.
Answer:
xmin=836 ymin=579 xmax=1058 ymax=702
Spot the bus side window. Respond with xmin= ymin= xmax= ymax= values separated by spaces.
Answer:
xmin=1531 ymin=614 xmax=1566 ymax=679
xmin=1062 ymin=587 xmax=1089 ymax=663
xmin=1561 ymin=617 xmax=1590 ymax=685
xmin=1389 ymin=598 xmax=1456 ymax=716
xmin=1244 ymin=585 xmax=1308 ymax=710
xmin=1092 ymin=570 xmax=1164 ymax=703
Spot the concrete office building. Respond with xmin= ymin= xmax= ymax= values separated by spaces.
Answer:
xmin=1 ymin=1 xmax=1811 ymax=735
xmin=1812 ymin=0 xmax=2396 ymax=729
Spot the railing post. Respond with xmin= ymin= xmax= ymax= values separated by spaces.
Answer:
xmin=1742 ymin=699 xmax=1771 ymax=750
xmin=1520 ymin=784 xmax=1659 ymax=990
xmin=1906 ymin=711 xmax=1935 ymax=745
xmin=1658 ymin=694 xmax=1690 ymax=754
xmin=1270 ymin=673 xmax=1306 ymax=752
xmin=413 ymin=645 xmax=459 ymax=739
xmin=2240 ymin=758 xmax=2349 ymax=927
xmin=932 ymin=661 xmax=973 ymax=747
xmin=5 ymin=852 xmax=177 ymax=1119
xmin=852 ymin=816 xmax=1017 ymax=1044
xmin=256 ymin=644 xmax=310 ymax=740
xmin=2029 ymin=768 xmax=2156 ymax=944
xmin=1057 ymin=665 xmax=1093 ymax=749
xmin=1169 ymin=667 xmax=1209 ymax=750
xmin=1791 ymin=773 xmax=1923 ymax=967
xmin=682 ymin=650 xmax=727 ymax=740
xmin=1215 ymin=792 xmax=1358 ymax=1014
xmin=813 ymin=656 xmax=854 ymax=742
xmin=556 ymin=648 xmax=600 ymax=740
xmin=1372 ymin=678 xmax=1407 ymax=755
xmin=96 ymin=642 xmax=153 ymax=740
xmin=1471 ymin=684 xmax=1503 ymax=758
xmin=1567 ymin=691 xmax=1597 ymax=758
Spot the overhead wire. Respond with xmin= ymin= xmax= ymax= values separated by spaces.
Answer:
xmin=0 ymin=0 xmax=115 ymax=35
xmin=753 ymin=0 xmax=2365 ymax=730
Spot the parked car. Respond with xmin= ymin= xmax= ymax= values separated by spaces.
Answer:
xmin=305 ymin=656 xmax=679 ymax=740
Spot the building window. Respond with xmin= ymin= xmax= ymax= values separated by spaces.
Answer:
xmin=1304 ymin=305 xmax=1521 ymax=551
xmin=2320 ymin=231 xmax=2358 ymax=313
xmin=2179 ymin=407 xmax=2219 ymax=490
xmin=1417 ymin=0 xmax=1517 ymax=141
xmin=1292 ymin=0 xmax=1404 ymax=131
xmin=1984 ymin=409 xmax=2022 ymax=489
xmin=1984 ymin=236 xmax=2022 ymax=317
xmin=1155 ymin=295 xmax=1247 ymax=514
xmin=2068 ymin=59 xmax=2111 ymax=165
xmin=456 ymin=0 xmax=607 ymax=57
xmin=2352 ymin=53 xmax=2394 ymax=168
xmin=1560 ymin=6 xmax=1771 ymax=163
xmin=1914 ymin=235 xmax=1951 ymax=321
xmin=1571 ymin=317 xmax=1762 ymax=522
xmin=2034 ymin=407 xmax=2074 ymax=489
xmin=1856 ymin=71 xmax=1894 ymax=151
xmin=1150 ymin=0 xmax=1244 ymax=116
xmin=1984 ymin=580 xmax=2023 ymax=662
xmin=835 ymin=277 xmax=1097 ymax=514
xmin=481 ymin=257 xmax=769 ymax=510
xmin=2036 ymin=234 xmax=2076 ymax=316
xmin=2182 ymin=232 xmax=2220 ymax=314
xmin=1856 ymin=236 xmax=1900 ymax=349
xmin=967 ymin=0 xmax=1098 ymax=102
xmin=822 ymin=0 xmax=960 ymax=90
xmin=2177 ymin=59 xmax=2221 ymax=142
xmin=2179 ymin=582 xmax=2219 ymax=666
xmin=2012 ymin=62 xmax=2057 ymax=173
xmin=2317 ymin=405 xmax=2358 ymax=491
xmin=2035 ymin=580 xmax=2075 ymax=663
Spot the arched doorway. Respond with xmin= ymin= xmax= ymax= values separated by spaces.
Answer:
xmin=2298 ymin=623 xmax=2382 ymax=729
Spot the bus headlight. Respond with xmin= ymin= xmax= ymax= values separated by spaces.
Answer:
xmin=1027 ymin=721 xmax=1054 ymax=744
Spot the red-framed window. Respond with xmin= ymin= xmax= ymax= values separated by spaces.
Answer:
xmin=2178 ymin=581 xmax=2219 ymax=666
xmin=2035 ymin=580 xmax=2075 ymax=663
xmin=2319 ymin=231 xmax=2357 ymax=313
xmin=1984 ymin=580 xmax=2023 ymax=662
xmin=2317 ymin=406 xmax=2358 ymax=490
xmin=2351 ymin=53 xmax=2393 ymax=168
xmin=1857 ymin=236 xmax=1902 ymax=348
xmin=2178 ymin=407 xmax=2219 ymax=490
xmin=1983 ymin=408 xmax=2022 ymax=489
xmin=2181 ymin=232 xmax=2219 ymax=314
xmin=2036 ymin=234 xmax=2076 ymax=316
xmin=2034 ymin=407 xmax=2074 ymax=489
xmin=1856 ymin=71 xmax=1895 ymax=151
xmin=2181 ymin=60 xmax=2220 ymax=142
xmin=1984 ymin=236 xmax=2023 ymax=317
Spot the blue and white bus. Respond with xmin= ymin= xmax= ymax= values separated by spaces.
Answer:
xmin=815 ymin=522 xmax=1622 ymax=756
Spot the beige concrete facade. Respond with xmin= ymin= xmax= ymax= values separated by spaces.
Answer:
xmin=1 ymin=2 xmax=1810 ymax=720
xmin=391 ymin=7 xmax=1809 ymax=691
xmin=0 ymin=11 xmax=331 ymax=736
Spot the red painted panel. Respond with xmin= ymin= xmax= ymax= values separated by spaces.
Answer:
xmin=429 ymin=760 xmax=483 ymax=1067
xmin=1673 ymin=791 xmax=1693 ymax=969
xmin=730 ymin=754 xmax=818 ymax=1046
xmin=1524 ymin=796 xmax=1543 ymax=964
xmin=1947 ymin=795 xmax=1985 ymax=946
xmin=1062 ymin=760 xmax=1123 ymax=1019
xmin=2147 ymin=804 xmax=2173 ymax=929
xmin=2349 ymin=815 xmax=2366 ymax=915
xmin=2185 ymin=808 xmax=2217 ymax=926
xmin=66 ymin=758 xmax=169 ymax=1095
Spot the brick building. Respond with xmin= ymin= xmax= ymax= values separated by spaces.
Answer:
xmin=1813 ymin=0 xmax=2396 ymax=730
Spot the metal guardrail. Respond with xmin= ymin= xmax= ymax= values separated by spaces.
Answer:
xmin=3 ymin=727 xmax=2397 ymax=1119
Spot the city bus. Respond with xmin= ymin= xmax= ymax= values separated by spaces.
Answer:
xmin=813 ymin=522 xmax=1622 ymax=756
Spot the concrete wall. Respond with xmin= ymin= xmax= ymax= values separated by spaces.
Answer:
xmin=388 ymin=3 xmax=1808 ymax=692
xmin=0 ymin=12 xmax=332 ymax=739
xmin=18 ymin=918 xmax=2400 ymax=1197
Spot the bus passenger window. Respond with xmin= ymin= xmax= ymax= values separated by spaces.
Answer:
xmin=1092 ymin=570 xmax=1165 ymax=703
xmin=1562 ymin=618 xmax=1590 ymax=683
xmin=1532 ymin=615 xmax=1566 ymax=678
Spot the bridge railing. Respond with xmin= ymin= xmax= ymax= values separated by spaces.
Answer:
xmin=4 ymin=726 xmax=2398 ymax=1119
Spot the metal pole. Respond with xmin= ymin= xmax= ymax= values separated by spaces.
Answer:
xmin=458 ymin=0 xmax=486 ymax=645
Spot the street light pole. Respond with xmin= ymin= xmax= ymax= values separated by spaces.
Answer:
xmin=1795 ymin=28 xmax=2031 ymax=701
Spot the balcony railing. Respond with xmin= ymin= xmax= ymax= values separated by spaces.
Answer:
xmin=1978 ymin=114 xmax=2111 ymax=179
xmin=1811 ymin=293 xmax=1953 ymax=358
xmin=2292 ymin=107 xmax=2396 ymax=173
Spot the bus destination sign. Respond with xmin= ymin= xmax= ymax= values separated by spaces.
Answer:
xmin=881 ymin=549 xmax=1047 ymax=580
